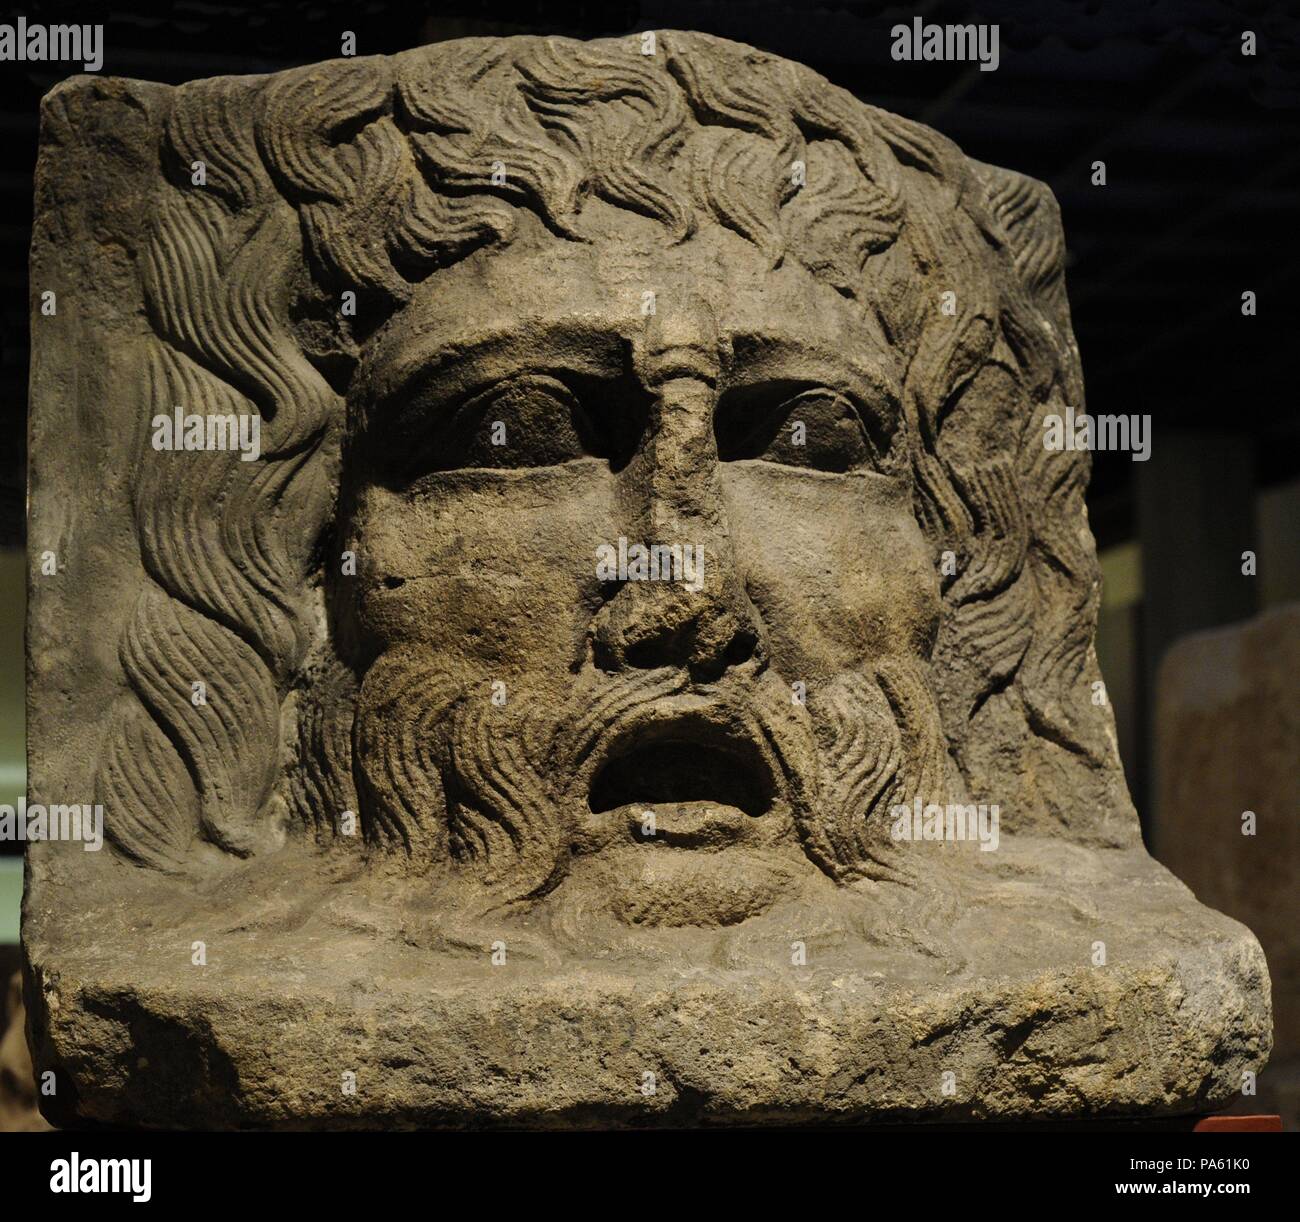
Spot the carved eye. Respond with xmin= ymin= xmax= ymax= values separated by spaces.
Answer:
xmin=426 ymin=373 xmax=595 ymax=471
xmin=716 ymin=386 xmax=888 ymax=474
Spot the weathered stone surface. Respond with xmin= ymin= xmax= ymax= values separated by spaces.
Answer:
xmin=26 ymin=839 xmax=1268 ymax=1128
xmin=1156 ymin=603 xmax=1299 ymax=1123
xmin=24 ymin=32 xmax=1269 ymax=1128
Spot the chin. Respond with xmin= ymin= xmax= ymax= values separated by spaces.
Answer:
xmin=568 ymin=844 xmax=807 ymax=927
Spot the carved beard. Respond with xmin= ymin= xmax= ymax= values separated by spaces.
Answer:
xmin=299 ymin=647 xmax=949 ymax=914
xmin=800 ymin=659 xmax=951 ymax=887
xmin=346 ymin=648 xmax=567 ymax=904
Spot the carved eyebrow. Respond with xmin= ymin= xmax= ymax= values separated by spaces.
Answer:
xmin=723 ymin=332 xmax=903 ymax=411
xmin=358 ymin=322 xmax=902 ymax=430
xmin=360 ymin=321 xmax=628 ymax=423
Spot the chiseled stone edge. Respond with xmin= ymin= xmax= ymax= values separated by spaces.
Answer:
xmin=26 ymin=931 xmax=1269 ymax=1129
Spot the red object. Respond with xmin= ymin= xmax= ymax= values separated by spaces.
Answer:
xmin=1192 ymin=1115 xmax=1282 ymax=1132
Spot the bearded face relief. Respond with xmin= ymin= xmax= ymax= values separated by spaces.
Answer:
xmin=27 ymin=30 xmax=1271 ymax=1129
xmin=85 ymin=33 xmax=1149 ymax=916
xmin=273 ymin=36 xmax=1073 ymax=933
xmin=341 ymin=221 xmax=949 ymax=926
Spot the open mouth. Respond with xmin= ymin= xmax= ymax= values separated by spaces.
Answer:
xmin=584 ymin=712 xmax=778 ymax=848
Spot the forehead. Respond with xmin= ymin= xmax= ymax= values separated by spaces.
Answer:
xmin=361 ymin=216 xmax=899 ymax=404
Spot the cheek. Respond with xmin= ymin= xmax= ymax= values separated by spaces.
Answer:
xmin=722 ymin=465 xmax=939 ymax=673
xmin=346 ymin=464 xmax=617 ymax=675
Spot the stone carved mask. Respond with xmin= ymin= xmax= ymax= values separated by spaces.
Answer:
xmin=26 ymin=29 xmax=1269 ymax=1129
xmin=93 ymin=31 xmax=1134 ymax=927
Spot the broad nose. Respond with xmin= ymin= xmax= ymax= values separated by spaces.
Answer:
xmin=591 ymin=371 xmax=766 ymax=682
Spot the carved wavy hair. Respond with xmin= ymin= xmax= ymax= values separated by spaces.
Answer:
xmin=99 ymin=31 xmax=1135 ymax=873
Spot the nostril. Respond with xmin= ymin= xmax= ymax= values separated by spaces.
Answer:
xmin=599 ymin=608 xmax=765 ymax=677
xmin=724 ymin=629 xmax=758 ymax=666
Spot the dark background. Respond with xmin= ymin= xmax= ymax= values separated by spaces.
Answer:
xmin=1 ymin=0 xmax=1297 ymax=837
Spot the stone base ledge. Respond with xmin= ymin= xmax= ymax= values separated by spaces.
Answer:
xmin=26 ymin=926 xmax=1269 ymax=1129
